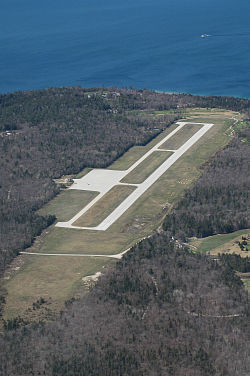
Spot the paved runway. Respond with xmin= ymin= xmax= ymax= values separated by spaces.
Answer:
xmin=56 ymin=122 xmax=213 ymax=231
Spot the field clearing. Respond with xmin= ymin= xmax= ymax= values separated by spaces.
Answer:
xmin=189 ymin=229 xmax=250 ymax=292
xmin=189 ymin=229 xmax=250 ymax=254
xmin=121 ymin=151 xmax=172 ymax=184
xmin=3 ymin=109 xmax=239 ymax=322
xmin=38 ymin=190 xmax=98 ymax=222
xmin=73 ymin=185 xmax=135 ymax=227
xmin=184 ymin=108 xmax=235 ymax=115
xmin=39 ymin=227 xmax=135 ymax=255
xmin=3 ymin=255 xmax=112 ymax=321
xmin=161 ymin=123 xmax=203 ymax=150
xmin=38 ymin=110 xmax=236 ymax=256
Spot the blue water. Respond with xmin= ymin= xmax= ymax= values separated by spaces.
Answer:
xmin=0 ymin=0 xmax=249 ymax=97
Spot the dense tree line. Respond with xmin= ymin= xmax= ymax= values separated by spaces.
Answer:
xmin=1 ymin=88 xmax=249 ymax=130
xmin=219 ymin=253 xmax=250 ymax=273
xmin=1 ymin=86 xmax=248 ymax=279
xmin=0 ymin=87 xmax=249 ymax=276
xmin=163 ymin=136 xmax=250 ymax=239
xmin=0 ymin=87 xmax=250 ymax=375
xmin=238 ymin=127 xmax=250 ymax=146
xmin=0 ymin=233 xmax=249 ymax=375
xmin=0 ymin=86 xmax=249 ymax=318
xmin=0 ymin=87 xmax=180 ymax=277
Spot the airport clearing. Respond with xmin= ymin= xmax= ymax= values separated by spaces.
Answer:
xmin=3 ymin=109 xmax=240 ymax=321
xmin=56 ymin=122 xmax=213 ymax=231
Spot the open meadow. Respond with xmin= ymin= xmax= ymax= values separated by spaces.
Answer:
xmin=189 ymin=229 xmax=250 ymax=255
xmin=189 ymin=229 xmax=250 ymax=291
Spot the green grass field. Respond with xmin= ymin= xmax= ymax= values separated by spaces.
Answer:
xmin=189 ymin=228 xmax=250 ymax=292
xmin=73 ymin=185 xmax=135 ymax=227
xmin=38 ymin=189 xmax=98 ymax=222
xmin=189 ymin=229 xmax=250 ymax=254
xmin=39 ymin=227 xmax=134 ymax=255
xmin=3 ymin=255 xmax=113 ymax=321
xmin=161 ymin=123 xmax=203 ymax=150
xmin=3 ymin=109 xmax=239 ymax=322
xmin=121 ymin=151 xmax=173 ymax=184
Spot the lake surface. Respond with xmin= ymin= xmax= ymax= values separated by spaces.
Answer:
xmin=0 ymin=0 xmax=249 ymax=97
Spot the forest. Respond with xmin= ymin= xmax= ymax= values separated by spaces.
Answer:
xmin=0 ymin=87 xmax=181 ymax=276
xmin=0 ymin=86 xmax=249 ymax=279
xmin=163 ymin=137 xmax=250 ymax=239
xmin=0 ymin=235 xmax=249 ymax=375
xmin=0 ymin=87 xmax=250 ymax=375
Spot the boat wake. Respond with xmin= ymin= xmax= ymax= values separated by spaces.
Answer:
xmin=201 ymin=32 xmax=250 ymax=38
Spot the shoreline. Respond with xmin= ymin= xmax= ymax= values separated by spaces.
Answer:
xmin=0 ymin=85 xmax=249 ymax=100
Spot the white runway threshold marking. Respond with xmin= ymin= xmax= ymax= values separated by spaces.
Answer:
xmin=56 ymin=122 xmax=213 ymax=231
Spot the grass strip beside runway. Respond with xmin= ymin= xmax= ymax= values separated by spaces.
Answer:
xmin=121 ymin=151 xmax=173 ymax=184
xmin=38 ymin=190 xmax=99 ymax=222
xmin=161 ymin=123 xmax=203 ymax=150
xmin=73 ymin=185 xmax=136 ymax=227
